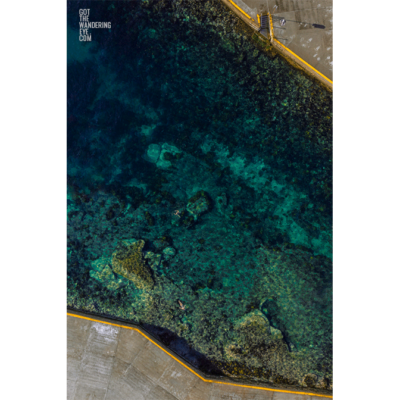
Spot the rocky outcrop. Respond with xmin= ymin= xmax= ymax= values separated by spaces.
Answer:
xmin=111 ymin=240 xmax=154 ymax=290
xmin=234 ymin=310 xmax=284 ymax=344
xmin=89 ymin=257 xmax=127 ymax=290
xmin=144 ymin=251 xmax=162 ymax=270
xmin=146 ymin=143 xmax=161 ymax=163
xmin=162 ymin=247 xmax=176 ymax=260
xmin=221 ymin=310 xmax=288 ymax=370
xmin=186 ymin=190 xmax=211 ymax=220
xmin=157 ymin=143 xmax=182 ymax=169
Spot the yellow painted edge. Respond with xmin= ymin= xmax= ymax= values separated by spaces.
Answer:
xmin=257 ymin=14 xmax=260 ymax=25
xmin=274 ymin=39 xmax=333 ymax=84
xmin=228 ymin=0 xmax=254 ymax=21
xmin=267 ymin=13 xmax=332 ymax=85
xmin=67 ymin=313 xmax=205 ymax=380
xmin=269 ymin=12 xmax=274 ymax=38
xmin=67 ymin=312 xmax=333 ymax=398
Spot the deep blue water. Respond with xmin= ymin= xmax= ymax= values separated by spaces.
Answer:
xmin=67 ymin=0 xmax=332 ymax=390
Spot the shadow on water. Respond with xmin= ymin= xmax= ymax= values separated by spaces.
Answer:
xmin=68 ymin=307 xmax=223 ymax=376
xmin=141 ymin=323 xmax=224 ymax=376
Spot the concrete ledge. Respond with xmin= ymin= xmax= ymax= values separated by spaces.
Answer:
xmin=220 ymin=0 xmax=260 ymax=31
xmin=271 ymin=37 xmax=333 ymax=91
xmin=67 ymin=309 xmax=333 ymax=399
xmin=219 ymin=0 xmax=333 ymax=91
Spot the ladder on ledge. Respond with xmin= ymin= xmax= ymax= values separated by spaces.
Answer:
xmin=259 ymin=14 xmax=269 ymax=37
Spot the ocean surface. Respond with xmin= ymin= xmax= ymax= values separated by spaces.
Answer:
xmin=67 ymin=0 xmax=332 ymax=390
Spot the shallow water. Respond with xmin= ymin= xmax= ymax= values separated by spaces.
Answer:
xmin=67 ymin=0 xmax=332 ymax=389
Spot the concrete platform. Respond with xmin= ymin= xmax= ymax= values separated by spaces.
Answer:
xmin=67 ymin=312 xmax=333 ymax=400
xmin=221 ymin=0 xmax=333 ymax=86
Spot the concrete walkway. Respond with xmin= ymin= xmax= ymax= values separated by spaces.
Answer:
xmin=67 ymin=313 xmax=332 ymax=400
xmin=221 ymin=0 xmax=332 ymax=87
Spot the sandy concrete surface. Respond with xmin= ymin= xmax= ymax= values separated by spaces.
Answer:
xmin=226 ymin=0 xmax=332 ymax=83
xmin=67 ymin=314 xmax=333 ymax=400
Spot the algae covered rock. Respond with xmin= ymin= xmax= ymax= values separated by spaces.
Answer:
xmin=90 ymin=257 xmax=127 ymax=290
xmin=111 ymin=239 xmax=154 ymax=290
xmin=162 ymin=247 xmax=176 ymax=260
xmin=302 ymin=373 xmax=318 ymax=388
xmin=144 ymin=251 xmax=162 ymax=270
xmin=225 ymin=310 xmax=288 ymax=368
xmin=122 ymin=238 xmax=138 ymax=246
xmin=256 ymin=245 xmax=332 ymax=352
xmin=235 ymin=310 xmax=284 ymax=341
xmin=234 ymin=310 xmax=271 ymax=337
xmin=270 ymin=325 xmax=284 ymax=340
xmin=186 ymin=190 xmax=211 ymax=220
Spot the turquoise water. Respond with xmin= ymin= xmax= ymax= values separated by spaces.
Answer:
xmin=67 ymin=0 xmax=332 ymax=390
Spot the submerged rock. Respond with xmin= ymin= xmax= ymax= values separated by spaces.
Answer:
xmin=270 ymin=325 xmax=284 ymax=340
xmin=234 ymin=310 xmax=270 ymax=335
xmin=223 ymin=310 xmax=288 ymax=369
xmin=90 ymin=257 xmax=127 ymax=290
xmin=302 ymin=373 xmax=318 ymax=388
xmin=146 ymin=144 xmax=161 ymax=163
xmin=162 ymin=247 xmax=176 ymax=260
xmin=122 ymin=238 xmax=138 ymax=246
xmin=186 ymin=190 xmax=211 ymax=220
xmin=238 ymin=311 xmax=284 ymax=346
xmin=111 ymin=240 xmax=154 ymax=290
xmin=140 ymin=124 xmax=157 ymax=137
xmin=156 ymin=143 xmax=182 ymax=169
xmin=144 ymin=251 xmax=162 ymax=270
